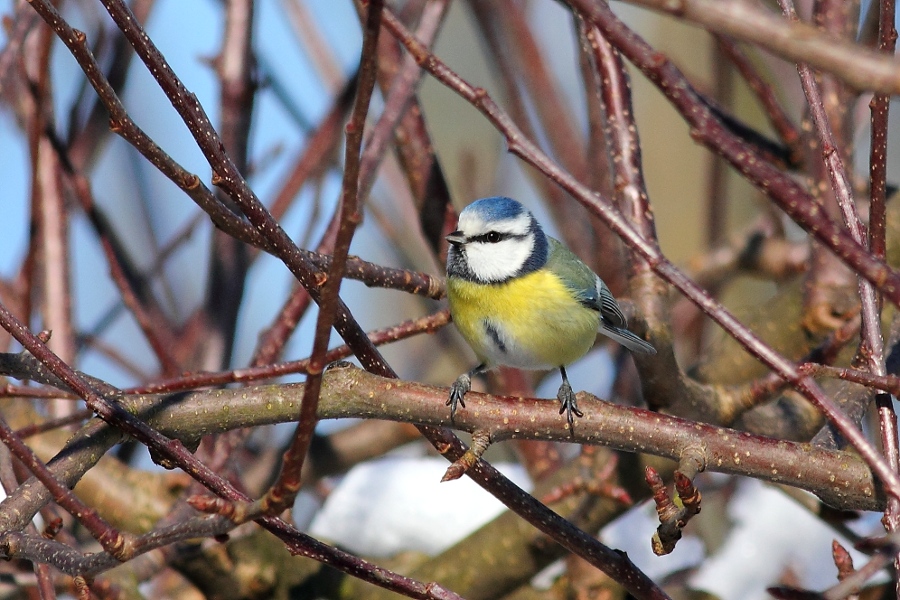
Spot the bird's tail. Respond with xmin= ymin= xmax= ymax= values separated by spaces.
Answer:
xmin=599 ymin=324 xmax=656 ymax=355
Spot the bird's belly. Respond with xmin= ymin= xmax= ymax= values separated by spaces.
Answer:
xmin=448 ymin=271 xmax=599 ymax=369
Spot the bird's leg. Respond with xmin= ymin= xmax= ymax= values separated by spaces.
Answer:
xmin=557 ymin=366 xmax=584 ymax=430
xmin=448 ymin=363 xmax=487 ymax=421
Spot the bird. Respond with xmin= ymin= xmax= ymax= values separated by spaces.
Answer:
xmin=445 ymin=196 xmax=656 ymax=428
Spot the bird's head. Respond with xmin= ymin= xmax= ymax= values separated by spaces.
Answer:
xmin=446 ymin=196 xmax=548 ymax=283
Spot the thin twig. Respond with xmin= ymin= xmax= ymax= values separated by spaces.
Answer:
xmin=468 ymin=1 xmax=597 ymax=259
xmin=129 ymin=310 xmax=449 ymax=394
xmin=575 ymin=15 xmax=626 ymax=294
xmin=258 ymin=0 xmax=385 ymax=518
xmin=714 ymin=35 xmax=802 ymax=164
xmin=373 ymin=4 xmax=452 ymax=254
xmin=199 ymin=0 xmax=257 ymax=371
xmin=781 ymin=0 xmax=897 ymax=543
xmin=0 ymin=415 xmax=134 ymax=561
xmin=48 ymin=137 xmax=182 ymax=375
xmin=357 ymin=0 xmax=450 ymax=204
xmin=868 ymin=0 xmax=898 ymax=546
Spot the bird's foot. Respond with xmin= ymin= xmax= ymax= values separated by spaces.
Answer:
xmin=557 ymin=381 xmax=584 ymax=431
xmin=448 ymin=373 xmax=471 ymax=421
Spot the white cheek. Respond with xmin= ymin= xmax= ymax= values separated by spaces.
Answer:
xmin=466 ymin=239 xmax=531 ymax=282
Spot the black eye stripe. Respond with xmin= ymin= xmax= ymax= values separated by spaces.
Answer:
xmin=470 ymin=231 xmax=526 ymax=244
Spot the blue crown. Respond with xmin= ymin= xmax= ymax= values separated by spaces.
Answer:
xmin=462 ymin=196 xmax=527 ymax=221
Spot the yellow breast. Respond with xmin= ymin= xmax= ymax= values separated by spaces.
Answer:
xmin=447 ymin=270 xmax=600 ymax=369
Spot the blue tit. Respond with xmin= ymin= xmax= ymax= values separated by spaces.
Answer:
xmin=445 ymin=196 xmax=656 ymax=428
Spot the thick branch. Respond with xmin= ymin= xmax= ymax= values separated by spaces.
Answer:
xmin=620 ymin=0 xmax=900 ymax=94
xmin=0 ymin=363 xmax=881 ymax=513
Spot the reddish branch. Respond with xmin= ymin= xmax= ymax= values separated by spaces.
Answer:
xmin=0 ymin=3 xmax=39 ymax=95
xmin=24 ymin=24 xmax=77 ymax=420
xmin=200 ymin=0 xmax=257 ymax=372
xmin=868 ymin=0 xmax=899 ymax=543
xmin=540 ymin=451 xmax=632 ymax=506
xmin=621 ymin=0 xmax=900 ymax=94
xmin=582 ymin=22 xmax=656 ymax=249
xmin=869 ymin=0 xmax=897 ymax=263
xmin=575 ymin=17 xmax=627 ymax=295
xmin=47 ymin=138 xmax=182 ymax=374
xmin=714 ymin=35 xmax=802 ymax=165
xmin=770 ymin=538 xmax=894 ymax=598
xmin=731 ymin=314 xmax=861 ymax=419
xmin=253 ymin=3 xmax=449 ymax=371
xmin=131 ymin=310 xmax=450 ymax=394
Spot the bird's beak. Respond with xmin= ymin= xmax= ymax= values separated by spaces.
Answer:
xmin=446 ymin=231 xmax=466 ymax=246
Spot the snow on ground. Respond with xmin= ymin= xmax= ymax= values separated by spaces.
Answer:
xmin=306 ymin=456 xmax=532 ymax=557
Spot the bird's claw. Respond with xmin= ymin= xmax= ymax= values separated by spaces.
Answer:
xmin=557 ymin=381 xmax=584 ymax=431
xmin=448 ymin=373 xmax=471 ymax=421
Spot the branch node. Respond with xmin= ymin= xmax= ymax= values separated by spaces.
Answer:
xmin=678 ymin=444 xmax=708 ymax=479
xmin=189 ymin=494 xmax=255 ymax=524
xmin=442 ymin=429 xmax=492 ymax=482
xmin=98 ymin=528 xmax=136 ymax=562
xmin=182 ymin=173 xmax=200 ymax=190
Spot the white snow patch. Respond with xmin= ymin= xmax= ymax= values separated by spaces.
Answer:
xmin=307 ymin=456 xmax=531 ymax=557
xmin=690 ymin=479 xmax=885 ymax=599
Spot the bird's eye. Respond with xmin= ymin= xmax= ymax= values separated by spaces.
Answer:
xmin=486 ymin=231 xmax=502 ymax=243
